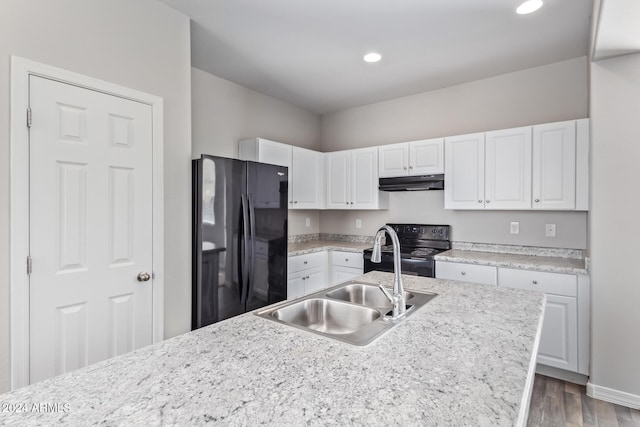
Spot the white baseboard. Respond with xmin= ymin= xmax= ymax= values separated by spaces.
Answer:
xmin=587 ymin=382 xmax=640 ymax=410
xmin=536 ymin=364 xmax=588 ymax=385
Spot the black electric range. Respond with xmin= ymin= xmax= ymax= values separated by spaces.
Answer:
xmin=363 ymin=224 xmax=451 ymax=278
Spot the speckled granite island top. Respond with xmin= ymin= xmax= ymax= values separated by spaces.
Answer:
xmin=0 ymin=272 xmax=544 ymax=426
xmin=288 ymin=240 xmax=371 ymax=256
xmin=435 ymin=249 xmax=587 ymax=275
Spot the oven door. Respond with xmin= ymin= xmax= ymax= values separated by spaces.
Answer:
xmin=363 ymin=253 xmax=434 ymax=278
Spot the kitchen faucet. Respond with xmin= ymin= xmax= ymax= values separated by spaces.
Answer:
xmin=371 ymin=225 xmax=407 ymax=319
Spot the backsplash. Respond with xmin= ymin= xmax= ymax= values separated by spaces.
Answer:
xmin=288 ymin=233 xmax=374 ymax=244
xmin=451 ymin=242 xmax=584 ymax=259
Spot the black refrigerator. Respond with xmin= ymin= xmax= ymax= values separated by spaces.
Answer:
xmin=192 ymin=155 xmax=288 ymax=329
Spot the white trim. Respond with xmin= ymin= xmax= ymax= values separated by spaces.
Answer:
xmin=517 ymin=295 xmax=546 ymax=427
xmin=9 ymin=56 xmax=164 ymax=390
xmin=587 ymin=382 xmax=640 ymax=410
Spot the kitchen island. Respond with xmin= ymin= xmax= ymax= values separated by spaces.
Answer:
xmin=0 ymin=272 xmax=545 ymax=426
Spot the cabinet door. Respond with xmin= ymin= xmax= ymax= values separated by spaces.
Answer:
xmin=532 ymin=121 xmax=576 ymax=210
xmin=303 ymin=266 xmax=327 ymax=295
xmin=325 ymin=151 xmax=351 ymax=209
xmin=292 ymin=147 xmax=323 ymax=209
xmin=352 ymin=147 xmax=379 ymax=209
xmin=287 ymin=272 xmax=305 ymax=300
xmin=332 ymin=266 xmax=362 ymax=285
xmin=378 ymin=143 xmax=409 ymax=178
xmin=409 ymin=138 xmax=444 ymax=175
xmin=485 ymin=127 xmax=532 ymax=209
xmin=537 ymin=294 xmax=578 ymax=372
xmin=444 ymin=133 xmax=485 ymax=209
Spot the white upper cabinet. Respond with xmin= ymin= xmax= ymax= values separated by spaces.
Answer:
xmin=291 ymin=147 xmax=324 ymax=209
xmin=532 ymin=120 xmax=576 ymax=210
xmin=379 ymin=138 xmax=444 ymax=178
xmin=445 ymin=119 xmax=588 ymax=211
xmin=325 ymin=150 xmax=351 ymax=209
xmin=239 ymin=138 xmax=324 ymax=209
xmin=485 ymin=126 xmax=532 ymax=210
xmin=444 ymin=133 xmax=485 ymax=209
xmin=326 ymin=147 xmax=388 ymax=210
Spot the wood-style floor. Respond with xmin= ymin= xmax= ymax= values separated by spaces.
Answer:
xmin=527 ymin=374 xmax=640 ymax=426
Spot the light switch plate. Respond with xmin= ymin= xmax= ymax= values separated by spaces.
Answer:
xmin=545 ymin=223 xmax=556 ymax=237
xmin=355 ymin=219 xmax=362 ymax=229
xmin=510 ymin=222 xmax=519 ymax=235
xmin=305 ymin=218 xmax=311 ymax=227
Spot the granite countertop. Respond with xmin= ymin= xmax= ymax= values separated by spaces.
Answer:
xmin=288 ymin=240 xmax=371 ymax=256
xmin=435 ymin=249 xmax=587 ymax=275
xmin=0 ymin=271 xmax=544 ymax=426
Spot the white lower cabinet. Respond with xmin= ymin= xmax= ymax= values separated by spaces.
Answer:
xmin=331 ymin=251 xmax=364 ymax=285
xmin=287 ymin=251 xmax=327 ymax=299
xmin=435 ymin=261 xmax=497 ymax=285
xmin=436 ymin=260 xmax=589 ymax=375
xmin=498 ymin=267 xmax=587 ymax=375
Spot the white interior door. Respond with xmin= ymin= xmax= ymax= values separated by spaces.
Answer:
xmin=28 ymin=75 xmax=154 ymax=383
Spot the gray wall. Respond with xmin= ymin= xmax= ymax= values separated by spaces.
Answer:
xmin=0 ymin=0 xmax=192 ymax=393
xmin=589 ymin=52 xmax=640 ymax=397
xmin=191 ymin=67 xmax=322 ymax=235
xmin=319 ymin=57 xmax=589 ymax=249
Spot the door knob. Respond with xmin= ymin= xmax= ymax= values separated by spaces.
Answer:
xmin=137 ymin=271 xmax=151 ymax=282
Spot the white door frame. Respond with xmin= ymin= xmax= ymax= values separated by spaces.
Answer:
xmin=9 ymin=56 xmax=165 ymax=390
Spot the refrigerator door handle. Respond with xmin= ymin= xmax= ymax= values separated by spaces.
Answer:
xmin=248 ymin=194 xmax=257 ymax=302
xmin=240 ymin=193 xmax=250 ymax=305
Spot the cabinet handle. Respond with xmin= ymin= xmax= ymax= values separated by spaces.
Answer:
xmin=345 ymin=258 xmax=349 ymax=262
xmin=478 ymin=200 xmax=482 ymax=203
xmin=306 ymin=275 xmax=310 ymax=279
xmin=485 ymin=200 xmax=490 ymax=203
xmin=534 ymin=199 xmax=540 ymax=203
xmin=302 ymin=276 xmax=306 ymax=281
xmin=294 ymin=201 xmax=298 ymax=204
xmin=289 ymin=201 xmax=293 ymax=204
xmin=409 ymin=166 xmax=413 ymax=169
xmin=403 ymin=167 xmax=407 ymax=170
xmin=303 ymin=261 xmax=308 ymax=264
xmin=532 ymin=280 xmax=538 ymax=285
xmin=461 ymin=271 xmax=466 ymax=275
xmin=350 ymin=202 xmax=354 ymax=205
xmin=345 ymin=202 xmax=349 ymax=205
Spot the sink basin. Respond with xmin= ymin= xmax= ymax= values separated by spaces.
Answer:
xmin=325 ymin=283 xmax=414 ymax=308
xmin=272 ymin=298 xmax=380 ymax=335
xmin=255 ymin=280 xmax=438 ymax=346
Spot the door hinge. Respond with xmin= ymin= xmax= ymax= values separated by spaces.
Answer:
xmin=26 ymin=108 xmax=32 ymax=128
xmin=27 ymin=256 xmax=32 ymax=275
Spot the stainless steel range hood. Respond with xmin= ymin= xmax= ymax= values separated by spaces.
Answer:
xmin=378 ymin=174 xmax=444 ymax=191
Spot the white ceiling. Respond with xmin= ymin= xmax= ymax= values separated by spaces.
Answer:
xmin=159 ymin=0 xmax=593 ymax=114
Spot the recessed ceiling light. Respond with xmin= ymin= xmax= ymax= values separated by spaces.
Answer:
xmin=516 ymin=0 xmax=543 ymax=14
xmin=363 ymin=53 xmax=382 ymax=63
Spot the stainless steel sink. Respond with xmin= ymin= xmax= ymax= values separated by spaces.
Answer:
xmin=325 ymin=283 xmax=414 ymax=308
xmin=272 ymin=298 xmax=380 ymax=335
xmin=255 ymin=280 xmax=437 ymax=346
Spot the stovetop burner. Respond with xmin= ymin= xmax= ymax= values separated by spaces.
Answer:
xmin=375 ymin=245 xmax=444 ymax=259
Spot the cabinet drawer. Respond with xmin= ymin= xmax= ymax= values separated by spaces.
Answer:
xmin=435 ymin=261 xmax=497 ymax=285
xmin=331 ymin=251 xmax=364 ymax=269
xmin=288 ymin=251 xmax=327 ymax=273
xmin=498 ymin=268 xmax=576 ymax=297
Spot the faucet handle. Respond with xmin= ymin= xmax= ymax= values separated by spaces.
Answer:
xmin=378 ymin=285 xmax=394 ymax=303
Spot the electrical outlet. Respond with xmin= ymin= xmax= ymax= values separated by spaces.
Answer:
xmin=355 ymin=219 xmax=362 ymax=229
xmin=305 ymin=218 xmax=311 ymax=227
xmin=510 ymin=222 xmax=519 ymax=235
xmin=545 ymin=223 xmax=556 ymax=237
